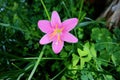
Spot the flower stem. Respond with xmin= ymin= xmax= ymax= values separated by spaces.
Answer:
xmin=40 ymin=0 xmax=50 ymax=20
xmin=28 ymin=46 xmax=46 ymax=80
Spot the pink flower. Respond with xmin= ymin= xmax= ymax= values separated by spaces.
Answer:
xmin=38 ymin=11 xmax=78 ymax=54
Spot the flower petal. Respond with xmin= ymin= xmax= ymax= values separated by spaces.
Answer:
xmin=52 ymin=40 xmax=64 ymax=54
xmin=39 ymin=34 xmax=52 ymax=44
xmin=62 ymin=32 xmax=78 ymax=43
xmin=62 ymin=18 xmax=78 ymax=32
xmin=51 ymin=11 xmax=61 ymax=28
xmin=38 ymin=20 xmax=52 ymax=33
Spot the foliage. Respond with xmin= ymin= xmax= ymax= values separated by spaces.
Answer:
xmin=0 ymin=0 xmax=120 ymax=80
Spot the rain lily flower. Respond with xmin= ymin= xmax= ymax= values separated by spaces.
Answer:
xmin=38 ymin=11 xmax=78 ymax=54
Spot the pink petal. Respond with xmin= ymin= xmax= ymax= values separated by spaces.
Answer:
xmin=51 ymin=11 xmax=61 ymax=28
xmin=38 ymin=20 xmax=52 ymax=33
xmin=39 ymin=34 xmax=52 ymax=44
xmin=52 ymin=40 xmax=64 ymax=54
xmin=62 ymin=32 xmax=78 ymax=43
xmin=62 ymin=18 xmax=78 ymax=32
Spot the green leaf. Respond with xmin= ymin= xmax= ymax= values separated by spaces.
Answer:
xmin=112 ymin=51 xmax=120 ymax=65
xmin=77 ymin=21 xmax=92 ymax=27
xmin=87 ymin=72 xmax=94 ymax=80
xmin=99 ymin=50 xmax=110 ymax=66
xmin=67 ymin=64 xmax=79 ymax=74
xmin=77 ymin=28 xmax=84 ymax=39
xmin=77 ymin=48 xmax=88 ymax=57
xmin=81 ymin=73 xmax=89 ymax=80
xmin=72 ymin=54 xmax=80 ymax=66
xmin=111 ymin=54 xmax=117 ymax=66
xmin=83 ymin=42 xmax=90 ymax=53
xmin=80 ymin=59 xmax=85 ymax=69
xmin=105 ymin=75 xmax=114 ymax=80
xmin=90 ymin=44 xmax=96 ymax=58
xmin=77 ymin=42 xmax=97 ymax=69
xmin=83 ymin=54 xmax=92 ymax=62
xmin=117 ymin=66 xmax=120 ymax=72
xmin=61 ymin=76 xmax=66 ymax=80
xmin=91 ymin=28 xmax=112 ymax=42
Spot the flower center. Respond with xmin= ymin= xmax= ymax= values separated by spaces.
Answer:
xmin=54 ymin=28 xmax=62 ymax=34
xmin=49 ymin=25 xmax=64 ymax=45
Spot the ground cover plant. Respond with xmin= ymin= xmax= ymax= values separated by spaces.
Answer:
xmin=0 ymin=0 xmax=120 ymax=80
